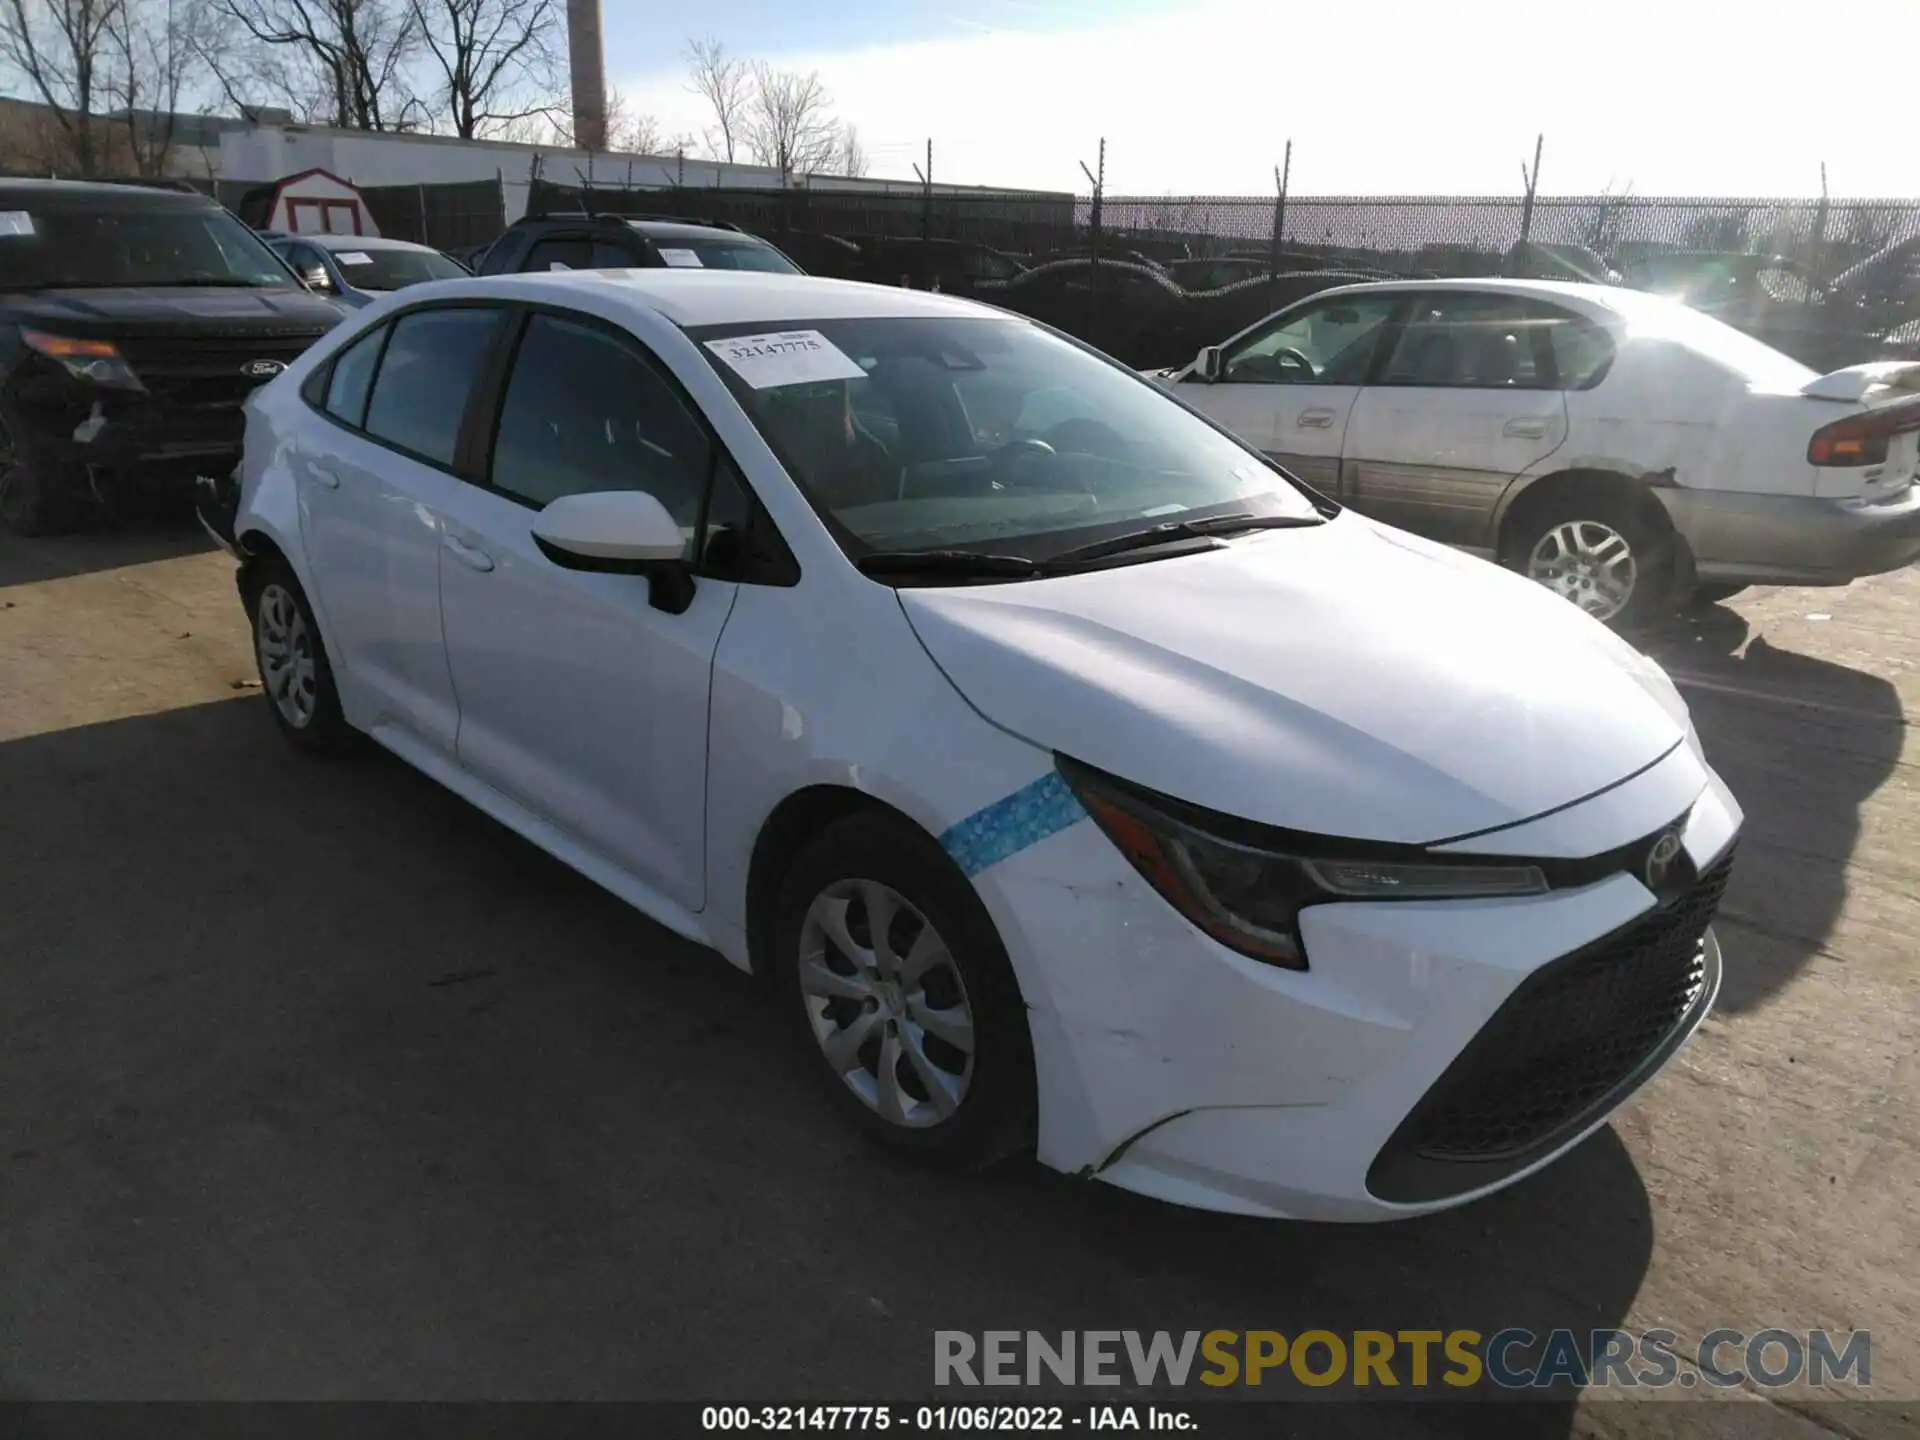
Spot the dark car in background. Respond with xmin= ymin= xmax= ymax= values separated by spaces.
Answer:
xmin=478 ymin=212 xmax=803 ymax=276
xmin=267 ymin=233 xmax=469 ymax=308
xmin=0 ymin=179 xmax=343 ymax=535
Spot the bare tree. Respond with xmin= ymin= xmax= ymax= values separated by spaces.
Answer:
xmin=410 ymin=0 xmax=560 ymax=138
xmin=744 ymin=61 xmax=834 ymax=181
xmin=683 ymin=32 xmax=744 ymax=163
xmin=102 ymin=0 xmax=212 ymax=173
xmin=835 ymin=121 xmax=866 ymax=179
xmin=212 ymin=0 xmax=424 ymax=131
xmin=0 ymin=0 xmax=121 ymax=172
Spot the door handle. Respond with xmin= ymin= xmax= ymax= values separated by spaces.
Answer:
xmin=1297 ymin=407 xmax=1337 ymax=429
xmin=442 ymin=534 xmax=495 ymax=573
xmin=1503 ymin=417 xmax=1551 ymax=439
xmin=310 ymin=464 xmax=341 ymax=490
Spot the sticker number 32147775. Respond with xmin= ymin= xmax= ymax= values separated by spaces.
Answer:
xmin=703 ymin=329 xmax=867 ymax=390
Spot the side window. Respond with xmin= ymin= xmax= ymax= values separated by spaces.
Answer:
xmin=324 ymin=323 xmax=387 ymax=427
xmin=488 ymin=313 xmax=711 ymax=549
xmin=1222 ymin=293 xmax=1398 ymax=385
xmin=525 ymin=236 xmax=592 ymax=272
xmin=362 ymin=307 xmax=503 ymax=466
xmin=1533 ymin=303 xmax=1617 ymax=390
xmin=1378 ymin=292 xmax=1551 ymax=389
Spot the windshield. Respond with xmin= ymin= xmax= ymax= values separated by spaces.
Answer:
xmin=330 ymin=246 xmax=467 ymax=291
xmin=693 ymin=315 xmax=1321 ymax=561
xmin=0 ymin=202 xmax=295 ymax=289
xmin=655 ymin=235 xmax=802 ymax=274
xmin=1615 ymin=291 xmax=1816 ymax=390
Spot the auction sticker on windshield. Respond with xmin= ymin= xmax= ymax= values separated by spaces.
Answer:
xmin=658 ymin=248 xmax=703 ymax=268
xmin=0 ymin=211 xmax=34 ymax=236
xmin=706 ymin=330 xmax=866 ymax=389
xmin=336 ymin=252 xmax=373 ymax=266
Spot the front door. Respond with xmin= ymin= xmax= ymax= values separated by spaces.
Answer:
xmin=1175 ymin=290 xmax=1399 ymax=495
xmin=434 ymin=309 xmax=739 ymax=912
xmin=1341 ymin=291 xmax=1569 ymax=551
xmin=297 ymin=305 xmax=505 ymax=754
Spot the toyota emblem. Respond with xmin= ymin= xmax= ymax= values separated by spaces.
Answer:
xmin=1643 ymin=829 xmax=1684 ymax=890
xmin=242 ymin=359 xmax=286 ymax=379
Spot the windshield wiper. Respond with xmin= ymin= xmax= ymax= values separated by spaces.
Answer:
xmin=856 ymin=549 xmax=1040 ymax=579
xmin=1047 ymin=512 xmax=1323 ymax=567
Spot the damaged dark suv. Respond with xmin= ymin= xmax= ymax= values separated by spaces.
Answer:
xmin=0 ymin=179 xmax=345 ymax=535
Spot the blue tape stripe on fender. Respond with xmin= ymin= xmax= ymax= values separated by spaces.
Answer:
xmin=939 ymin=770 xmax=1089 ymax=879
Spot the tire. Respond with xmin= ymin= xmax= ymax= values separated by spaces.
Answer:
xmin=1508 ymin=486 xmax=1674 ymax=629
xmin=774 ymin=811 xmax=1036 ymax=1169
xmin=242 ymin=556 xmax=359 ymax=756
xmin=1690 ymin=582 xmax=1747 ymax=607
xmin=0 ymin=405 xmax=86 ymax=537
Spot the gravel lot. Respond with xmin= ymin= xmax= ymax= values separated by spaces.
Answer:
xmin=1 ymin=522 xmax=1914 ymax=1436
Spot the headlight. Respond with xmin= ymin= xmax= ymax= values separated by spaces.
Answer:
xmin=22 ymin=329 xmax=144 ymax=390
xmin=1059 ymin=758 xmax=1548 ymax=970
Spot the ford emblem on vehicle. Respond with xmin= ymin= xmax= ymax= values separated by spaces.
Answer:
xmin=242 ymin=359 xmax=286 ymax=379
xmin=1643 ymin=829 xmax=1684 ymax=889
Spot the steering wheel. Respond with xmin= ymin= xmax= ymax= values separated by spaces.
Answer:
xmin=1042 ymin=417 xmax=1129 ymax=459
xmin=991 ymin=437 xmax=1058 ymax=466
xmin=1271 ymin=347 xmax=1317 ymax=380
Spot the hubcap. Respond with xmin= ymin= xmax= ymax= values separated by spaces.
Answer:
xmin=255 ymin=582 xmax=319 ymax=728
xmin=1526 ymin=520 xmax=1637 ymax=622
xmin=797 ymin=879 xmax=976 ymax=1129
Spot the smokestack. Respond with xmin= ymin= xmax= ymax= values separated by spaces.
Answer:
xmin=566 ymin=0 xmax=608 ymax=152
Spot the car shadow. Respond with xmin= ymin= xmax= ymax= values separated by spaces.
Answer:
xmin=0 ymin=697 xmax=1652 ymax=1425
xmin=1634 ymin=601 xmax=1906 ymax=1013
xmin=0 ymin=513 xmax=214 ymax=589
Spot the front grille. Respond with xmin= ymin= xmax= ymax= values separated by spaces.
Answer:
xmin=116 ymin=330 xmax=328 ymax=412
xmin=1367 ymin=846 xmax=1733 ymax=1203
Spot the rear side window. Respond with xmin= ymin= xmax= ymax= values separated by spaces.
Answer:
xmin=325 ymin=324 xmax=386 ymax=427
xmin=1535 ymin=303 xmax=1617 ymax=390
xmin=363 ymin=308 xmax=502 ymax=467
xmin=488 ymin=312 xmax=711 ymax=540
xmin=592 ymin=238 xmax=642 ymax=267
xmin=1379 ymin=292 xmax=1551 ymax=389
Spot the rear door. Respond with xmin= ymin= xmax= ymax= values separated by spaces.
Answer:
xmin=1171 ymin=290 xmax=1399 ymax=494
xmin=296 ymin=304 xmax=508 ymax=754
xmin=1341 ymin=290 xmax=1569 ymax=550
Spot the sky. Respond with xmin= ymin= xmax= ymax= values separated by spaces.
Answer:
xmin=605 ymin=0 xmax=1917 ymax=198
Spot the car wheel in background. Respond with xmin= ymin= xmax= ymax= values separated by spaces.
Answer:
xmin=0 ymin=407 xmax=85 ymax=536
xmin=243 ymin=556 xmax=359 ymax=756
xmin=774 ymin=811 xmax=1036 ymax=1169
xmin=1511 ymin=488 xmax=1671 ymax=629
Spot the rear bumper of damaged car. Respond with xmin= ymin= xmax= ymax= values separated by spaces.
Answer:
xmin=1661 ymin=483 xmax=1920 ymax=587
xmin=974 ymin=750 xmax=1742 ymax=1221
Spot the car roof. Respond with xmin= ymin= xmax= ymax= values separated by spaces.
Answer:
xmin=388 ymin=269 xmax=995 ymax=328
xmin=1309 ymin=276 xmax=1636 ymax=316
xmin=628 ymin=219 xmax=767 ymax=243
xmin=302 ymin=233 xmax=439 ymax=253
xmin=0 ymin=178 xmax=215 ymax=210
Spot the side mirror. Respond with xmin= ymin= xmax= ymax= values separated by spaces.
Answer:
xmin=302 ymin=265 xmax=333 ymax=292
xmin=531 ymin=490 xmax=695 ymax=613
xmin=1194 ymin=345 xmax=1224 ymax=382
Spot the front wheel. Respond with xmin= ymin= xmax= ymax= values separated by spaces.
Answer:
xmin=774 ymin=812 xmax=1035 ymax=1168
xmin=0 ymin=407 xmax=86 ymax=536
xmin=1511 ymin=491 xmax=1672 ymax=628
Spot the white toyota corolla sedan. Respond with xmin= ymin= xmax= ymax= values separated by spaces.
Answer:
xmin=200 ymin=269 xmax=1743 ymax=1221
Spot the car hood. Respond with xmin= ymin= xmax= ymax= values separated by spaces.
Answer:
xmin=2 ymin=286 xmax=344 ymax=332
xmin=899 ymin=516 xmax=1690 ymax=845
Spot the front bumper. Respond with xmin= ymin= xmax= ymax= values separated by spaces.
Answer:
xmin=18 ymin=386 xmax=246 ymax=496
xmin=1660 ymin=483 xmax=1920 ymax=587
xmin=975 ymin=751 xmax=1741 ymax=1221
